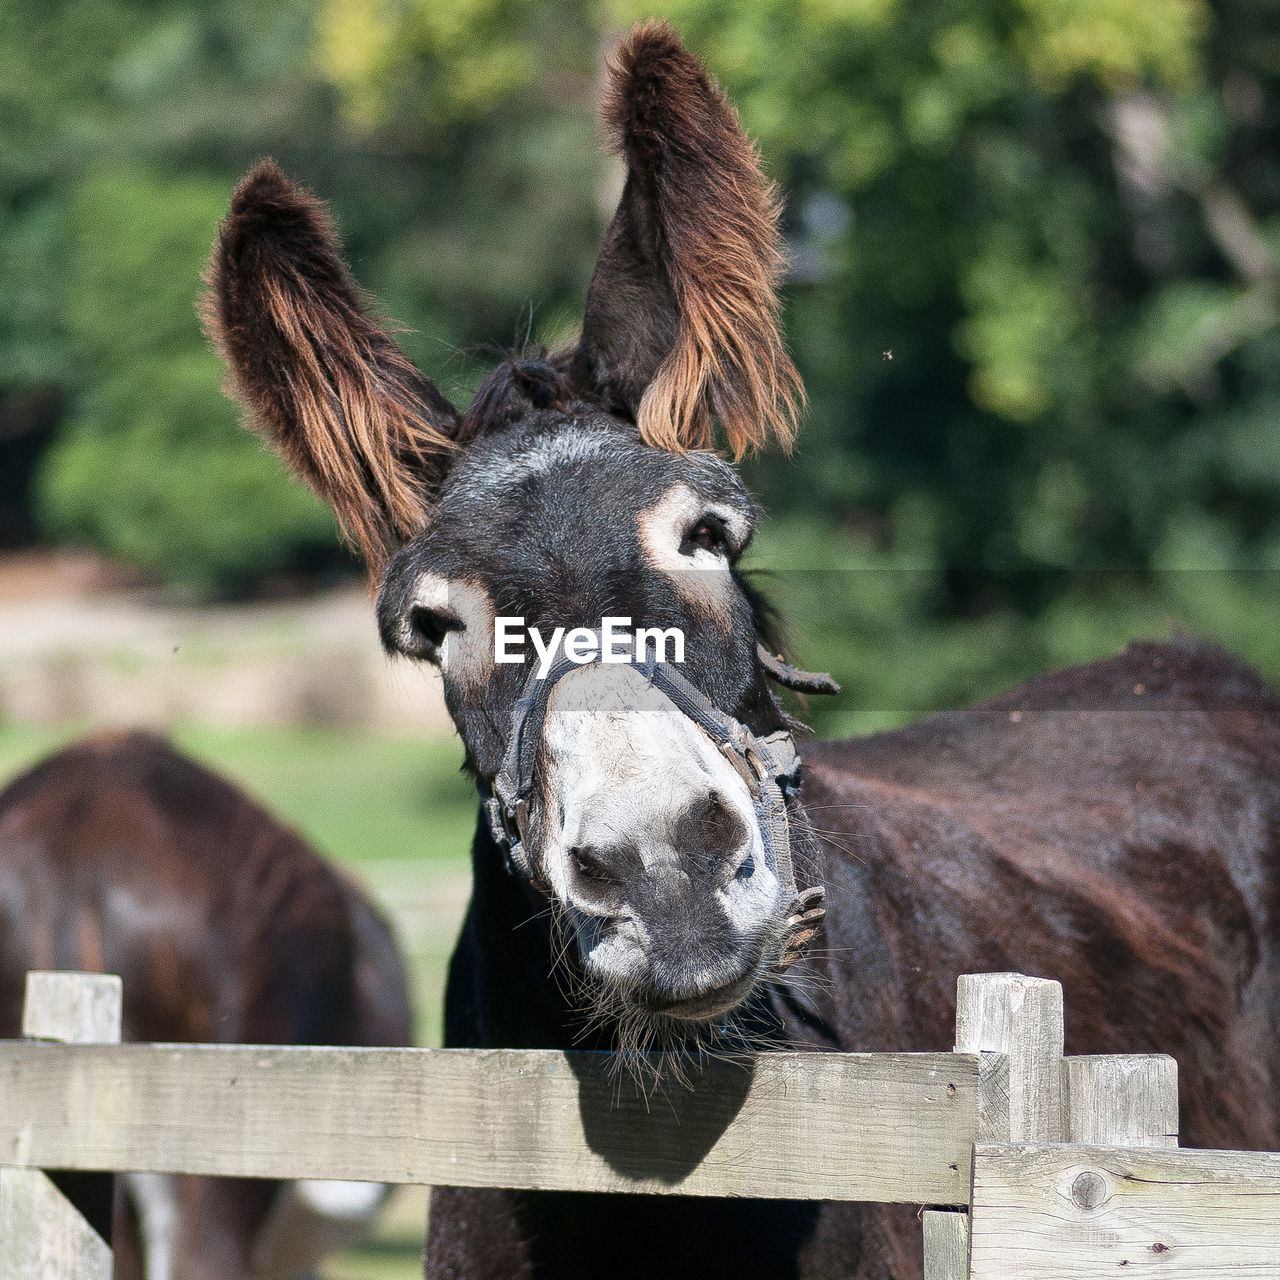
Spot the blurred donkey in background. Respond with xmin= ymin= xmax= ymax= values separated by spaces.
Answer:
xmin=0 ymin=729 xmax=413 ymax=1280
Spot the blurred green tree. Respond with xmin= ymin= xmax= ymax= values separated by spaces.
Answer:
xmin=0 ymin=0 xmax=1276 ymax=717
xmin=36 ymin=171 xmax=336 ymax=595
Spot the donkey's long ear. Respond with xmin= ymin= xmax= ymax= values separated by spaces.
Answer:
xmin=201 ymin=160 xmax=458 ymax=574
xmin=574 ymin=22 xmax=803 ymax=457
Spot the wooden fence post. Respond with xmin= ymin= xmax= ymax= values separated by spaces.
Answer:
xmin=923 ymin=972 xmax=1067 ymax=1280
xmin=1063 ymin=1055 xmax=1178 ymax=1148
xmin=954 ymin=972 xmax=1065 ymax=1144
xmin=21 ymin=973 xmax=122 ymax=1048
xmin=0 ymin=1168 xmax=113 ymax=1279
xmin=960 ymin=979 xmax=1184 ymax=1279
xmin=922 ymin=1205 xmax=969 ymax=1280
xmin=963 ymin=1055 xmax=1180 ymax=1279
xmin=1 ymin=971 xmax=123 ymax=1279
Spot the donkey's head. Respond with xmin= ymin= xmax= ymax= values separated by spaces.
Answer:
xmin=204 ymin=23 xmax=824 ymax=1036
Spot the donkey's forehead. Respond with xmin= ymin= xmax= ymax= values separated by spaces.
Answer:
xmin=435 ymin=414 xmax=755 ymax=525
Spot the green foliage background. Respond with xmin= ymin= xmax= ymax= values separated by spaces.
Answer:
xmin=2 ymin=0 xmax=1278 ymax=725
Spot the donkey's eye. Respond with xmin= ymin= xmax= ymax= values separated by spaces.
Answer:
xmin=680 ymin=515 xmax=730 ymax=558
xmin=406 ymin=605 xmax=461 ymax=661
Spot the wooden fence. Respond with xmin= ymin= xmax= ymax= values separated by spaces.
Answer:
xmin=2 ymin=970 xmax=1279 ymax=1277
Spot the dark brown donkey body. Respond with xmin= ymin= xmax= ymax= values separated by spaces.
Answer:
xmin=0 ymin=731 xmax=412 ymax=1280
xmin=200 ymin=20 xmax=1280 ymax=1279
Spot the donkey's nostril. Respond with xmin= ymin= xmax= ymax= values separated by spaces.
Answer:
xmin=570 ymin=845 xmax=615 ymax=884
xmin=678 ymin=789 xmax=750 ymax=876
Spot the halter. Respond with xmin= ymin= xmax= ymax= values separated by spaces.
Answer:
xmin=480 ymin=638 xmax=838 ymax=972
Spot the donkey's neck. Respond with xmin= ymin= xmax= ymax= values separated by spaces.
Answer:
xmin=442 ymin=814 xmax=600 ymax=1050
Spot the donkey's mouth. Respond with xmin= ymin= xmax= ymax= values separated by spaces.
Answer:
xmin=642 ymin=968 xmax=759 ymax=1023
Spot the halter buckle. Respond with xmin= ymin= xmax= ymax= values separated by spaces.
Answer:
xmin=743 ymin=743 xmax=771 ymax=783
xmin=511 ymin=798 xmax=529 ymax=843
xmin=717 ymin=740 xmax=759 ymax=792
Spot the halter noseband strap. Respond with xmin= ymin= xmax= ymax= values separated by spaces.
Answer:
xmin=481 ymin=640 xmax=832 ymax=971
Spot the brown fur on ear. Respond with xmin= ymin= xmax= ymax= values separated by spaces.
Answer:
xmin=582 ymin=21 xmax=804 ymax=457
xmin=200 ymin=159 xmax=458 ymax=574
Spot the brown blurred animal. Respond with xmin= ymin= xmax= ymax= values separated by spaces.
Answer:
xmin=201 ymin=17 xmax=1280 ymax=1279
xmin=0 ymin=730 xmax=413 ymax=1280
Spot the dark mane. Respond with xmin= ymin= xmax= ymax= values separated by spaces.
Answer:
xmin=460 ymin=353 xmax=584 ymax=437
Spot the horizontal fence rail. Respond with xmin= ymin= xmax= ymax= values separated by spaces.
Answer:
xmin=0 ymin=1041 xmax=978 ymax=1204
xmin=970 ymin=1143 xmax=1280 ymax=1278
xmin=6 ymin=970 xmax=1280 ymax=1280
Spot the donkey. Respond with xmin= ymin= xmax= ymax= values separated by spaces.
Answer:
xmin=0 ymin=730 xmax=413 ymax=1280
xmin=202 ymin=20 xmax=1280 ymax=1278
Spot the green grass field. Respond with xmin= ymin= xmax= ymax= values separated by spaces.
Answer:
xmin=0 ymin=721 xmax=473 ymax=1278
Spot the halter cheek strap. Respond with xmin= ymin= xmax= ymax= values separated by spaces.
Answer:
xmin=480 ymin=642 xmax=829 ymax=970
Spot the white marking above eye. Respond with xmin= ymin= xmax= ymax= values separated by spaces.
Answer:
xmin=403 ymin=573 xmax=495 ymax=689
xmin=637 ymin=484 xmax=748 ymax=621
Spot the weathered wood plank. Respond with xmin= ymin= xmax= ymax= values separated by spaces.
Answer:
xmin=21 ymin=973 xmax=121 ymax=1046
xmin=955 ymin=973 xmax=1064 ymax=1143
xmin=970 ymin=1143 xmax=1280 ymax=1278
xmin=0 ymin=1044 xmax=978 ymax=1204
xmin=922 ymin=1208 xmax=970 ymax=1280
xmin=0 ymin=1168 xmax=112 ymax=1280
xmin=22 ymin=971 xmax=121 ymax=1251
xmin=1064 ymin=1055 xmax=1178 ymax=1148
